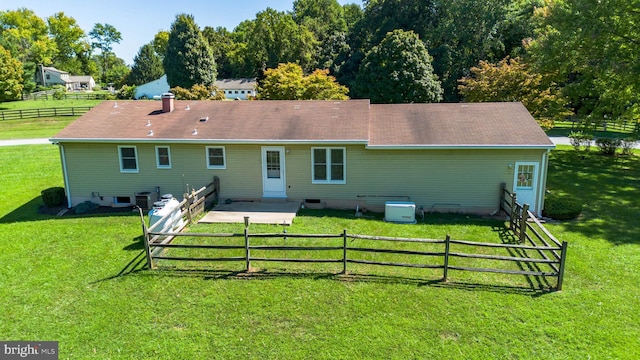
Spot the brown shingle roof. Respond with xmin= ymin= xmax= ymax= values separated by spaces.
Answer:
xmin=52 ymin=100 xmax=370 ymax=143
xmin=52 ymin=100 xmax=553 ymax=148
xmin=369 ymin=102 xmax=554 ymax=147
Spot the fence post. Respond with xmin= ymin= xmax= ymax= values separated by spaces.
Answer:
xmin=519 ymin=204 xmax=529 ymax=243
xmin=137 ymin=207 xmax=153 ymax=269
xmin=510 ymin=192 xmax=517 ymax=230
xmin=556 ymin=241 xmax=568 ymax=291
xmin=342 ymin=229 xmax=347 ymax=274
xmin=443 ymin=234 xmax=451 ymax=282
xmin=499 ymin=182 xmax=506 ymax=215
xmin=244 ymin=216 xmax=250 ymax=271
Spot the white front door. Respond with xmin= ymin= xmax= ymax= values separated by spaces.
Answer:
xmin=262 ymin=146 xmax=286 ymax=198
xmin=513 ymin=162 xmax=539 ymax=213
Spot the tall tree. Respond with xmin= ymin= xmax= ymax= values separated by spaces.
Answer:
xmin=293 ymin=0 xmax=346 ymax=39
xmin=458 ymin=57 xmax=572 ymax=128
xmin=354 ymin=29 xmax=442 ymax=103
xmin=0 ymin=45 xmax=24 ymax=101
xmin=340 ymin=0 xmax=512 ymax=100
xmin=242 ymin=8 xmax=318 ymax=76
xmin=127 ymin=43 xmax=163 ymax=85
xmin=293 ymin=0 xmax=349 ymax=71
xmin=258 ymin=63 xmax=348 ymax=100
xmin=202 ymin=26 xmax=234 ymax=79
xmin=163 ymin=14 xmax=217 ymax=88
xmin=47 ymin=12 xmax=86 ymax=74
xmin=96 ymin=53 xmax=129 ymax=87
xmin=0 ymin=8 xmax=56 ymax=92
xmin=89 ymin=23 xmax=122 ymax=83
xmin=529 ymin=0 xmax=640 ymax=122
xmin=152 ymin=30 xmax=169 ymax=58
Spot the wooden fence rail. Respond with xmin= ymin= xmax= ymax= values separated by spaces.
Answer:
xmin=499 ymin=183 xmax=568 ymax=290
xmin=20 ymin=92 xmax=110 ymax=101
xmin=0 ymin=106 xmax=93 ymax=120
xmin=137 ymin=181 xmax=568 ymax=290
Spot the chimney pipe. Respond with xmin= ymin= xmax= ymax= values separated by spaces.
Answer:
xmin=162 ymin=93 xmax=175 ymax=113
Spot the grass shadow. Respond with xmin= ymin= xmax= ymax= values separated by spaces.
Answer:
xmin=0 ymin=195 xmax=139 ymax=224
xmin=129 ymin=266 xmax=553 ymax=297
xmin=90 ymin=250 xmax=148 ymax=284
xmin=547 ymin=150 xmax=640 ymax=245
xmin=298 ymin=208 xmax=506 ymax=227
xmin=493 ymin=225 xmax=555 ymax=290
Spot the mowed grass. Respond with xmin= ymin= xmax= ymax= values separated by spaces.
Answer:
xmin=0 ymin=98 xmax=104 ymax=139
xmin=0 ymin=145 xmax=639 ymax=358
xmin=0 ymin=117 xmax=79 ymax=140
xmin=0 ymin=98 xmax=103 ymax=111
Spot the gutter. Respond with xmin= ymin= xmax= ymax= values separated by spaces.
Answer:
xmin=49 ymin=138 xmax=369 ymax=146
xmin=58 ymin=144 xmax=72 ymax=208
xmin=365 ymin=144 xmax=556 ymax=150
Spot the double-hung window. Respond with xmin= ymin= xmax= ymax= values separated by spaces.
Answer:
xmin=312 ymin=147 xmax=345 ymax=184
xmin=118 ymin=146 xmax=139 ymax=173
xmin=206 ymin=146 xmax=226 ymax=169
xmin=155 ymin=146 xmax=171 ymax=169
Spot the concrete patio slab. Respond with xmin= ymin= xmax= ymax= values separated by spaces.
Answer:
xmin=198 ymin=201 xmax=301 ymax=225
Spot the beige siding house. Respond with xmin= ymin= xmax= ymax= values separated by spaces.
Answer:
xmin=50 ymin=97 xmax=554 ymax=215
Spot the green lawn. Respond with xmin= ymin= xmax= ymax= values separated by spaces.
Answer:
xmin=0 ymin=98 xmax=104 ymax=111
xmin=0 ymin=98 xmax=105 ymax=140
xmin=546 ymin=120 xmax=637 ymax=138
xmin=0 ymin=117 xmax=79 ymax=140
xmin=0 ymin=145 xmax=638 ymax=359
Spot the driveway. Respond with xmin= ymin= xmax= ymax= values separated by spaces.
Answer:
xmin=0 ymin=138 xmax=50 ymax=146
xmin=550 ymin=136 xmax=640 ymax=148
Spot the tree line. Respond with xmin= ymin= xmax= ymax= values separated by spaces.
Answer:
xmin=1 ymin=0 xmax=638 ymax=126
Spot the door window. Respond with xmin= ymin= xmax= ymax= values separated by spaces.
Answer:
xmin=266 ymin=151 xmax=281 ymax=178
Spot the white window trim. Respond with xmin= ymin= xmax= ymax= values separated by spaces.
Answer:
xmin=206 ymin=146 xmax=226 ymax=169
xmin=155 ymin=146 xmax=172 ymax=169
xmin=311 ymin=147 xmax=346 ymax=184
xmin=118 ymin=145 xmax=139 ymax=173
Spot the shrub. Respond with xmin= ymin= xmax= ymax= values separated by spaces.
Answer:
xmin=568 ymin=131 xmax=593 ymax=151
xmin=52 ymin=85 xmax=66 ymax=100
xmin=41 ymin=187 xmax=66 ymax=207
xmin=542 ymin=193 xmax=583 ymax=220
xmin=595 ymin=138 xmax=622 ymax=155
xmin=74 ymin=201 xmax=99 ymax=214
xmin=621 ymin=138 xmax=638 ymax=156
xmin=170 ymin=86 xmax=196 ymax=100
xmin=117 ymin=85 xmax=136 ymax=100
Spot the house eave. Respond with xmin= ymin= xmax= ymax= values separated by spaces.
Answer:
xmin=49 ymin=138 xmax=369 ymax=145
xmin=365 ymin=144 xmax=556 ymax=150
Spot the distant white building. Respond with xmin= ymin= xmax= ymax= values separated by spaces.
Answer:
xmin=34 ymin=65 xmax=95 ymax=91
xmin=134 ymin=76 xmax=258 ymax=100
xmin=215 ymin=78 xmax=257 ymax=100
xmin=134 ymin=75 xmax=170 ymax=100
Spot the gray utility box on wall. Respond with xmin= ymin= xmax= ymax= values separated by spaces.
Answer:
xmin=135 ymin=191 xmax=158 ymax=210
xmin=384 ymin=201 xmax=417 ymax=224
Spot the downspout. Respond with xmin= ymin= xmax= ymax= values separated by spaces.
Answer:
xmin=58 ymin=143 xmax=72 ymax=208
xmin=538 ymin=149 xmax=550 ymax=217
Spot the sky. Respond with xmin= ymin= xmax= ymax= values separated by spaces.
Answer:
xmin=3 ymin=0 xmax=361 ymax=65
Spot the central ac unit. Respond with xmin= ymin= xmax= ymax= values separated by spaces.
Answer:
xmin=384 ymin=201 xmax=417 ymax=224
